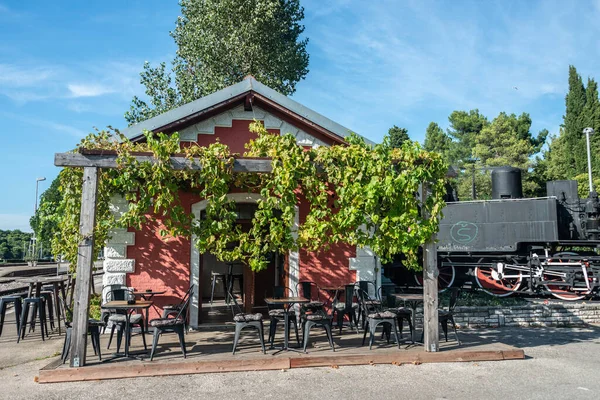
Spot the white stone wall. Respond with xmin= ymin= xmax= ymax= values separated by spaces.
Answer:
xmin=408 ymin=302 xmax=600 ymax=329
xmin=349 ymin=246 xmax=380 ymax=297
xmin=102 ymin=195 xmax=136 ymax=302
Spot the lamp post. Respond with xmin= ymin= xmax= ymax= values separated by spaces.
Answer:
xmin=31 ymin=177 xmax=46 ymax=262
xmin=584 ymin=128 xmax=595 ymax=194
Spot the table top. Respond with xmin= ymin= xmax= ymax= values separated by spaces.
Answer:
xmin=15 ymin=275 xmax=69 ymax=284
xmin=392 ymin=293 xmax=424 ymax=302
xmin=102 ymin=300 xmax=153 ymax=310
xmin=264 ymin=296 xmax=309 ymax=305
xmin=133 ymin=291 xmax=166 ymax=296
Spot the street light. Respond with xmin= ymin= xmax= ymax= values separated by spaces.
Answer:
xmin=583 ymin=128 xmax=595 ymax=194
xmin=31 ymin=177 xmax=46 ymax=262
xmin=34 ymin=177 xmax=46 ymax=213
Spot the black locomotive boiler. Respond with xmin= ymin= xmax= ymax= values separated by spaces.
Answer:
xmin=386 ymin=167 xmax=600 ymax=301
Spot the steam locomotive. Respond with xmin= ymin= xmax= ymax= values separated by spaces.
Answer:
xmin=385 ymin=167 xmax=600 ymax=301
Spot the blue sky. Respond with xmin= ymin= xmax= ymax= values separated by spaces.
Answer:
xmin=1 ymin=0 xmax=600 ymax=231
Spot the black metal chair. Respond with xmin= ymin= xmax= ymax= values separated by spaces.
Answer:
xmin=296 ymin=281 xmax=324 ymax=312
xmin=419 ymin=287 xmax=461 ymax=344
xmin=58 ymin=296 xmax=104 ymax=363
xmin=379 ymin=285 xmax=414 ymax=342
xmin=162 ymin=285 xmax=195 ymax=318
xmin=439 ymin=287 xmax=461 ymax=344
xmin=355 ymin=281 xmax=380 ymax=328
xmin=149 ymin=292 xmax=192 ymax=361
xmin=105 ymin=287 xmax=147 ymax=353
xmin=229 ymin=288 xmax=266 ymax=355
xmin=331 ymin=284 xmax=359 ymax=334
xmin=299 ymin=307 xmax=335 ymax=352
xmin=267 ymin=286 xmax=300 ymax=347
xmin=210 ymin=272 xmax=228 ymax=304
xmin=18 ymin=297 xmax=49 ymax=342
xmin=0 ymin=296 xmax=22 ymax=338
xmin=360 ymin=294 xmax=401 ymax=350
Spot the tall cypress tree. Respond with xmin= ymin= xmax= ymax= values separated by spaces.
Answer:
xmin=562 ymin=65 xmax=587 ymax=177
xmin=582 ymin=78 xmax=600 ymax=175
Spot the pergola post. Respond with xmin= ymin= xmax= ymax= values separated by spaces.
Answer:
xmin=69 ymin=167 xmax=99 ymax=367
xmin=422 ymin=183 xmax=439 ymax=352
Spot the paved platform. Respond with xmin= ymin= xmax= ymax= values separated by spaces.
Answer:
xmin=37 ymin=323 xmax=523 ymax=383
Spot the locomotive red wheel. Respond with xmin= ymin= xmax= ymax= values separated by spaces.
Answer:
xmin=543 ymin=253 xmax=591 ymax=301
xmin=475 ymin=260 xmax=522 ymax=297
xmin=414 ymin=264 xmax=455 ymax=292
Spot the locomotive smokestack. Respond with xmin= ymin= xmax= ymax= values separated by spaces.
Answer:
xmin=583 ymin=127 xmax=595 ymax=194
xmin=491 ymin=167 xmax=523 ymax=200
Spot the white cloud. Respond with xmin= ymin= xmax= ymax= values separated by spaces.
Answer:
xmin=0 ymin=64 xmax=57 ymax=87
xmin=0 ymin=214 xmax=32 ymax=232
xmin=68 ymin=83 xmax=115 ymax=98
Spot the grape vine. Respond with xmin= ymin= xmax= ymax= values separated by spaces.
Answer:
xmin=53 ymin=121 xmax=447 ymax=272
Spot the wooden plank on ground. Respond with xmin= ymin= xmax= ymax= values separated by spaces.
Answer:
xmin=69 ymin=167 xmax=98 ymax=368
xmin=289 ymin=348 xmax=522 ymax=368
xmin=501 ymin=349 xmax=526 ymax=360
xmin=39 ymin=357 xmax=291 ymax=384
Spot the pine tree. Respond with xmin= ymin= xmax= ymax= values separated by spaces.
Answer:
xmin=423 ymin=122 xmax=451 ymax=160
xmin=387 ymin=125 xmax=410 ymax=148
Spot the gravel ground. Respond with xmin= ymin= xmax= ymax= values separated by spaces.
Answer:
xmin=0 ymin=326 xmax=598 ymax=400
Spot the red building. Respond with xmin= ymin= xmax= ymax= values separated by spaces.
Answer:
xmin=101 ymin=77 xmax=381 ymax=328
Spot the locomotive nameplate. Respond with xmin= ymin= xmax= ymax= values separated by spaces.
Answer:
xmin=437 ymin=198 xmax=559 ymax=252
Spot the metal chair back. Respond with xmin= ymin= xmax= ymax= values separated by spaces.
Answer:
xmin=378 ymin=285 xmax=397 ymax=309
xmin=296 ymin=281 xmax=319 ymax=302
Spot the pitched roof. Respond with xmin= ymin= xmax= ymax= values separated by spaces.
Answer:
xmin=121 ymin=76 xmax=373 ymax=145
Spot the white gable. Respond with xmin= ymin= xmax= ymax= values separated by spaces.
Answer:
xmin=178 ymin=105 xmax=327 ymax=148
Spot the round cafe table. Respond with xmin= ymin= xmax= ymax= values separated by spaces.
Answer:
xmin=392 ymin=293 xmax=423 ymax=344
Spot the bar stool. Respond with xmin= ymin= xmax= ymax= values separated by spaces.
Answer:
xmin=18 ymin=297 xmax=49 ymax=342
xmin=210 ymin=272 xmax=228 ymax=304
xmin=0 ymin=296 xmax=23 ymax=337
xmin=39 ymin=291 xmax=55 ymax=330
xmin=229 ymin=273 xmax=244 ymax=299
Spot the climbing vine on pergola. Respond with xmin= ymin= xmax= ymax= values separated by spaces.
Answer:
xmin=54 ymin=121 xmax=447 ymax=273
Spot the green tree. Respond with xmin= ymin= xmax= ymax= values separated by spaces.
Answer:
xmin=0 ymin=230 xmax=31 ymax=261
xmin=446 ymin=109 xmax=488 ymax=163
xmin=387 ymin=125 xmax=410 ymax=148
xmin=126 ymin=0 xmax=310 ymax=124
xmin=562 ymin=65 xmax=587 ymax=177
xmin=423 ymin=122 xmax=451 ymax=160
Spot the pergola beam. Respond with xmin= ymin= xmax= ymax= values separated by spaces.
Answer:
xmin=422 ymin=183 xmax=440 ymax=352
xmin=57 ymin=149 xmax=441 ymax=366
xmin=69 ymin=167 xmax=99 ymax=367
xmin=55 ymin=152 xmax=273 ymax=173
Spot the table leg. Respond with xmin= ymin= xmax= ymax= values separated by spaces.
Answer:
xmin=411 ymin=306 xmax=417 ymax=343
xmin=53 ymin=282 xmax=62 ymax=335
xmin=283 ymin=305 xmax=289 ymax=350
xmin=125 ymin=312 xmax=131 ymax=357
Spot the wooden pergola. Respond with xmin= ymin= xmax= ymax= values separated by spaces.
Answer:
xmin=55 ymin=151 xmax=440 ymax=368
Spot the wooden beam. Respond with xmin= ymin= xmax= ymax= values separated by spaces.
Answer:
xmin=54 ymin=153 xmax=273 ymax=173
xmin=422 ymin=182 xmax=440 ymax=352
xmin=69 ymin=167 xmax=99 ymax=367
xmin=39 ymin=358 xmax=291 ymax=383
